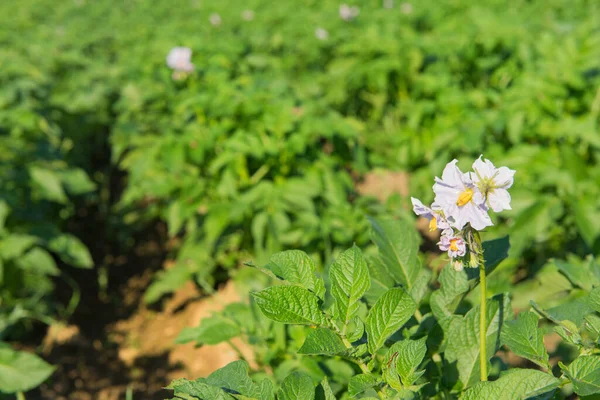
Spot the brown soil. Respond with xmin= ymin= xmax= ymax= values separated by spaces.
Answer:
xmin=355 ymin=169 xmax=410 ymax=203
xmin=34 ymin=266 xmax=250 ymax=400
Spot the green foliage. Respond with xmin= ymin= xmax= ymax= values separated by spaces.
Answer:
xmin=2 ymin=0 xmax=600 ymax=395
xmin=253 ymin=286 xmax=327 ymax=326
xmin=461 ymin=369 xmax=561 ymax=400
xmin=171 ymin=217 xmax=600 ymax=399
xmin=0 ymin=342 xmax=55 ymax=394
xmin=330 ymin=246 xmax=370 ymax=331
xmin=561 ymin=356 xmax=600 ymax=397
xmin=501 ymin=312 xmax=550 ymax=370
xmin=365 ymin=288 xmax=416 ymax=355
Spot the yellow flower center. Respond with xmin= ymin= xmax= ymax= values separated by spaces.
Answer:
xmin=449 ymin=239 xmax=459 ymax=252
xmin=429 ymin=217 xmax=437 ymax=231
xmin=456 ymin=188 xmax=474 ymax=207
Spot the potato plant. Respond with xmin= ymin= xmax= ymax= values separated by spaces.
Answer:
xmin=171 ymin=215 xmax=600 ymax=399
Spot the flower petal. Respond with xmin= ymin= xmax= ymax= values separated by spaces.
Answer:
xmin=411 ymin=197 xmax=431 ymax=216
xmin=494 ymin=166 xmax=515 ymax=189
xmin=472 ymin=155 xmax=495 ymax=182
xmin=488 ymin=189 xmax=512 ymax=212
xmin=440 ymin=159 xmax=465 ymax=187
xmin=462 ymin=203 xmax=493 ymax=230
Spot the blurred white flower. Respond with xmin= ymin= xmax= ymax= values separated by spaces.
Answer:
xmin=383 ymin=0 xmax=394 ymax=9
xmin=438 ymin=233 xmax=467 ymax=258
xmin=339 ymin=4 xmax=359 ymax=21
xmin=315 ymin=27 xmax=329 ymax=40
xmin=210 ymin=13 xmax=222 ymax=26
xmin=433 ymin=160 xmax=492 ymax=231
xmin=242 ymin=10 xmax=255 ymax=21
xmin=471 ymin=156 xmax=515 ymax=212
xmin=410 ymin=197 xmax=451 ymax=233
xmin=400 ymin=2 xmax=413 ymax=14
xmin=166 ymin=47 xmax=194 ymax=73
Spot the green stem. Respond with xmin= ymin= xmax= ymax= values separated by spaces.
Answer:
xmin=340 ymin=337 xmax=386 ymax=399
xmin=227 ymin=340 xmax=248 ymax=364
xmin=17 ymin=392 xmax=26 ymax=400
xmin=479 ymin=262 xmax=488 ymax=382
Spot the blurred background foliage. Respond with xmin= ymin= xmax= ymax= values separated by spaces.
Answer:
xmin=0 ymin=0 xmax=599 ymax=396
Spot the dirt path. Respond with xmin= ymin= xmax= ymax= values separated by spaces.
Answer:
xmin=38 ymin=273 xmax=248 ymax=400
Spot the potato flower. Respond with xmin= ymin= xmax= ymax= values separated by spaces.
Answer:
xmin=242 ymin=10 xmax=255 ymax=21
xmin=471 ymin=155 xmax=515 ymax=212
xmin=315 ymin=27 xmax=329 ymax=40
xmin=410 ymin=197 xmax=451 ymax=233
xmin=438 ymin=234 xmax=466 ymax=258
xmin=210 ymin=13 xmax=222 ymax=26
xmin=433 ymin=160 xmax=492 ymax=231
xmin=339 ymin=4 xmax=359 ymax=21
xmin=166 ymin=47 xmax=194 ymax=73
xmin=412 ymin=156 xmax=514 ymax=270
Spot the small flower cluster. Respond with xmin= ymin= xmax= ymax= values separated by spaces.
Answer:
xmin=411 ymin=156 xmax=515 ymax=271
xmin=315 ymin=27 xmax=329 ymax=40
xmin=210 ymin=13 xmax=222 ymax=27
xmin=166 ymin=47 xmax=194 ymax=80
xmin=339 ymin=4 xmax=359 ymax=21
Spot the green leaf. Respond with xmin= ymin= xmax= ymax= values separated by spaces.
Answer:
xmin=252 ymin=286 xmax=326 ymax=326
xmin=0 ymin=201 xmax=9 ymax=234
xmin=317 ymin=377 xmax=336 ymax=400
xmin=384 ymin=338 xmax=427 ymax=391
xmin=298 ymin=328 xmax=346 ymax=355
xmin=59 ymin=168 xmax=96 ymax=195
xmin=48 ymin=233 xmax=93 ymax=269
xmin=144 ymin=265 xmax=193 ymax=304
xmin=0 ymin=346 xmax=55 ymax=393
xmin=445 ymin=294 xmax=513 ymax=389
xmin=277 ymin=372 xmax=315 ymax=400
xmin=554 ymin=259 xmax=599 ymax=292
xmin=369 ymin=217 xmax=420 ymax=290
xmin=168 ymin=378 xmax=232 ymax=399
xmin=430 ymin=266 xmax=469 ymax=330
xmin=16 ymin=247 xmax=60 ymax=276
xmin=409 ymin=269 xmax=432 ymax=306
xmin=261 ymin=250 xmax=325 ymax=299
xmin=205 ymin=360 xmax=261 ymax=398
xmin=259 ymin=379 xmax=275 ymax=400
xmin=544 ymin=297 xmax=595 ymax=326
xmin=29 ymin=166 xmax=68 ymax=204
xmin=366 ymin=287 xmax=417 ymax=354
xmin=462 ymin=369 xmax=561 ymax=400
xmin=500 ymin=311 xmax=549 ymax=369
xmin=589 ymin=287 xmax=600 ymax=314
xmin=573 ymin=197 xmax=600 ymax=249
xmin=0 ymin=234 xmax=39 ymax=260
xmin=176 ymin=316 xmax=241 ymax=345
xmin=348 ymin=374 xmax=380 ymax=397
xmin=330 ymin=245 xmax=370 ymax=328
xmin=561 ymin=356 xmax=600 ymax=396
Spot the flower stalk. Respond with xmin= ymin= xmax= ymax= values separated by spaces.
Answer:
xmin=479 ymin=260 xmax=488 ymax=381
xmin=410 ymin=156 xmax=514 ymax=382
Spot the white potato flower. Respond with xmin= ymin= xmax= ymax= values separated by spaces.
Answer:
xmin=471 ymin=155 xmax=515 ymax=212
xmin=242 ymin=10 xmax=255 ymax=21
xmin=315 ymin=27 xmax=329 ymax=40
xmin=438 ymin=233 xmax=467 ymax=258
xmin=433 ymin=160 xmax=492 ymax=231
xmin=166 ymin=47 xmax=194 ymax=73
xmin=400 ymin=2 xmax=413 ymax=14
xmin=410 ymin=197 xmax=451 ymax=233
xmin=210 ymin=13 xmax=222 ymax=26
xmin=339 ymin=4 xmax=359 ymax=21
